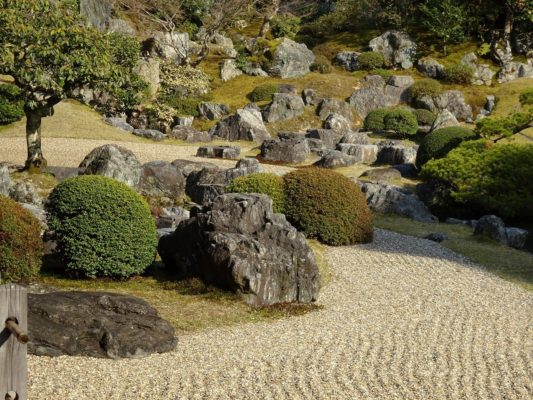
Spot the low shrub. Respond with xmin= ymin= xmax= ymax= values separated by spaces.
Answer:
xmin=0 ymin=195 xmax=43 ymax=283
xmin=311 ymin=55 xmax=333 ymax=74
xmin=370 ymin=68 xmax=393 ymax=79
xmin=46 ymin=175 xmax=157 ymax=279
xmin=421 ymin=141 xmax=533 ymax=219
xmin=159 ymin=61 xmax=211 ymax=99
xmin=357 ymin=51 xmax=385 ymax=70
xmin=519 ymin=88 xmax=533 ymax=106
xmin=383 ymin=108 xmax=418 ymax=137
xmin=364 ymin=108 xmax=388 ymax=132
xmin=226 ymin=173 xmax=285 ymax=213
xmin=0 ymin=84 xmax=24 ymax=125
xmin=444 ymin=63 xmax=475 ymax=84
xmin=408 ymin=78 xmax=442 ymax=100
xmin=271 ymin=14 xmax=301 ymax=39
xmin=416 ymin=126 xmax=477 ymax=168
xmin=475 ymin=110 xmax=533 ymax=141
xmin=248 ymin=84 xmax=279 ymax=102
xmin=283 ymin=168 xmax=373 ymax=246
xmin=414 ymin=108 xmax=437 ymax=126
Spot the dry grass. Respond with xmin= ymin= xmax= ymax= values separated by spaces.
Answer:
xmin=373 ymin=213 xmax=533 ymax=291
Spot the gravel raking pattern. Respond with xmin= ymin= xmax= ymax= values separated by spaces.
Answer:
xmin=28 ymin=230 xmax=533 ymax=399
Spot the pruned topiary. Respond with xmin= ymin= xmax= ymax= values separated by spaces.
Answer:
xmin=364 ymin=108 xmax=388 ymax=132
xmin=226 ymin=173 xmax=286 ymax=213
xmin=46 ymin=175 xmax=157 ymax=279
xmin=283 ymin=168 xmax=373 ymax=246
xmin=383 ymin=108 xmax=418 ymax=138
xmin=414 ymin=108 xmax=437 ymax=126
xmin=0 ymin=195 xmax=44 ymax=282
xmin=416 ymin=126 xmax=478 ymax=168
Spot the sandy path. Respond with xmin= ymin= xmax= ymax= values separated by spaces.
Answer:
xmin=28 ymin=230 xmax=533 ymax=399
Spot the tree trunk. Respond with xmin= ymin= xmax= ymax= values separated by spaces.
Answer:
xmin=24 ymin=107 xmax=51 ymax=172
xmin=258 ymin=0 xmax=280 ymax=38
xmin=503 ymin=6 xmax=514 ymax=42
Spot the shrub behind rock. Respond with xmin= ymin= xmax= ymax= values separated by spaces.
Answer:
xmin=248 ymin=84 xmax=279 ymax=102
xmin=364 ymin=108 xmax=388 ymax=131
xmin=408 ymin=78 xmax=442 ymax=100
xmin=383 ymin=108 xmax=418 ymax=138
xmin=227 ymin=173 xmax=286 ymax=213
xmin=416 ymin=126 xmax=477 ymax=168
xmin=283 ymin=168 xmax=373 ymax=245
xmin=46 ymin=175 xmax=157 ymax=279
xmin=0 ymin=195 xmax=43 ymax=282
xmin=444 ymin=63 xmax=475 ymax=84
xmin=414 ymin=109 xmax=437 ymax=126
xmin=357 ymin=51 xmax=385 ymax=70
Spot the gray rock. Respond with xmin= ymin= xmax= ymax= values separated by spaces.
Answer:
xmin=0 ymin=163 xmax=10 ymax=196
xmin=157 ymin=207 xmax=190 ymax=229
xmin=172 ymin=159 xmax=219 ymax=178
xmin=317 ymin=98 xmax=354 ymax=121
xmin=497 ymin=60 xmax=533 ymax=83
xmin=461 ymin=53 xmax=495 ymax=86
xmin=104 ymin=117 xmax=134 ymax=133
xmin=197 ymin=146 xmax=241 ymax=160
xmin=210 ymin=107 xmax=270 ymax=143
xmin=175 ymin=116 xmax=194 ymax=127
xmin=79 ymin=144 xmax=142 ymax=187
xmin=335 ymin=51 xmax=360 ymax=71
xmin=198 ymin=102 xmax=230 ymax=120
xmin=431 ymin=110 xmax=460 ymax=131
xmin=306 ymin=138 xmax=329 ymax=156
xmin=302 ymin=88 xmax=319 ymax=106
xmin=340 ymin=132 xmax=371 ymax=145
xmin=9 ymin=181 xmax=42 ymax=205
xmin=359 ymin=182 xmax=437 ymax=223
xmin=28 ymin=291 xmax=176 ymax=358
xmin=337 ymin=144 xmax=378 ymax=164
xmin=158 ymin=194 xmax=320 ymax=306
xmin=377 ymin=142 xmax=417 ymax=165
xmin=22 ymin=203 xmax=47 ymax=228
xmin=315 ymin=150 xmax=358 ymax=169
xmin=263 ymin=93 xmax=305 ymax=123
xmin=360 ymin=167 xmax=402 ymax=182
xmin=369 ymin=31 xmax=417 ymax=69
xmin=133 ymin=58 xmax=160 ymax=99
xmin=80 ymin=0 xmax=111 ymax=31
xmin=153 ymin=31 xmax=189 ymax=64
xmin=278 ymin=84 xmax=298 ymax=95
xmin=387 ymin=75 xmax=415 ymax=88
xmin=434 ymin=91 xmax=473 ymax=122
xmin=485 ymin=95 xmax=496 ymax=114
xmin=425 ymin=233 xmax=448 ymax=243
xmin=349 ymin=75 xmax=401 ymax=118
xmin=107 ymin=18 xmax=136 ymax=36
xmin=324 ymin=113 xmax=352 ymax=134
xmin=505 ymin=228 xmax=529 ymax=250
xmin=242 ymin=64 xmax=269 ymax=77
xmin=269 ymin=39 xmax=315 ymax=78
xmin=137 ymin=161 xmax=186 ymax=199
xmin=133 ymin=129 xmax=166 ymax=141
xmin=474 ymin=215 xmax=508 ymax=244
xmin=169 ymin=126 xmax=212 ymax=143
xmin=305 ymin=128 xmax=344 ymax=149
xmin=212 ymin=33 xmax=236 ymax=57
xmin=260 ymin=134 xmax=310 ymax=164
xmin=220 ymin=59 xmax=243 ymax=82
xmin=417 ymin=57 xmax=445 ymax=79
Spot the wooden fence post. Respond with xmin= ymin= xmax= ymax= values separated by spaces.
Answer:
xmin=0 ymin=284 xmax=28 ymax=400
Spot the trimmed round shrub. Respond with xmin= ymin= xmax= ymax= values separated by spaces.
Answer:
xmin=383 ymin=108 xmax=418 ymax=137
xmin=421 ymin=141 xmax=533 ymax=219
xmin=408 ymin=78 xmax=442 ymax=100
xmin=0 ymin=195 xmax=43 ymax=283
xmin=416 ymin=126 xmax=477 ymax=168
xmin=357 ymin=51 xmax=385 ymax=70
xmin=248 ymin=84 xmax=279 ymax=102
xmin=444 ymin=63 xmax=475 ymax=84
xmin=364 ymin=108 xmax=388 ymax=132
xmin=46 ymin=175 xmax=157 ymax=279
xmin=226 ymin=173 xmax=286 ymax=213
xmin=283 ymin=168 xmax=373 ymax=246
xmin=414 ymin=109 xmax=437 ymax=126
xmin=311 ymin=55 xmax=333 ymax=74
xmin=520 ymin=88 xmax=533 ymax=106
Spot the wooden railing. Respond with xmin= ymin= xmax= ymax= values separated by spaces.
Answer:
xmin=0 ymin=284 xmax=28 ymax=400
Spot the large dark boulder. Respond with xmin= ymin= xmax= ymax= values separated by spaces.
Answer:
xmin=137 ymin=161 xmax=186 ymax=199
xmin=262 ymin=93 xmax=305 ymax=123
xmin=158 ymin=194 xmax=321 ymax=306
xmin=260 ymin=133 xmax=310 ymax=164
xmin=28 ymin=291 xmax=177 ymax=359
xmin=209 ymin=106 xmax=270 ymax=143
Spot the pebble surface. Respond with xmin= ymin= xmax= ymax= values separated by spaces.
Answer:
xmin=27 ymin=230 xmax=533 ymax=399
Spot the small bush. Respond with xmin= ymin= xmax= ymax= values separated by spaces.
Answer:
xmin=421 ymin=141 xmax=533 ymax=219
xmin=46 ymin=175 xmax=157 ymax=279
xmin=0 ymin=195 xmax=43 ymax=283
xmin=519 ymin=88 xmax=533 ymax=106
xmin=408 ymin=79 xmax=442 ymax=100
xmin=159 ymin=61 xmax=211 ymax=98
xmin=383 ymin=108 xmax=418 ymax=137
xmin=475 ymin=111 xmax=533 ymax=140
xmin=283 ymin=168 xmax=373 ymax=246
xmin=0 ymin=84 xmax=24 ymax=125
xmin=311 ymin=55 xmax=333 ymax=74
xmin=248 ymin=84 xmax=279 ymax=102
xmin=226 ymin=173 xmax=285 ymax=213
xmin=414 ymin=109 xmax=437 ymax=126
xmin=370 ymin=68 xmax=393 ymax=79
xmin=357 ymin=51 xmax=385 ymax=70
xmin=416 ymin=126 xmax=477 ymax=168
xmin=444 ymin=63 xmax=475 ymax=84
xmin=364 ymin=108 xmax=388 ymax=132
xmin=271 ymin=14 xmax=301 ymax=39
